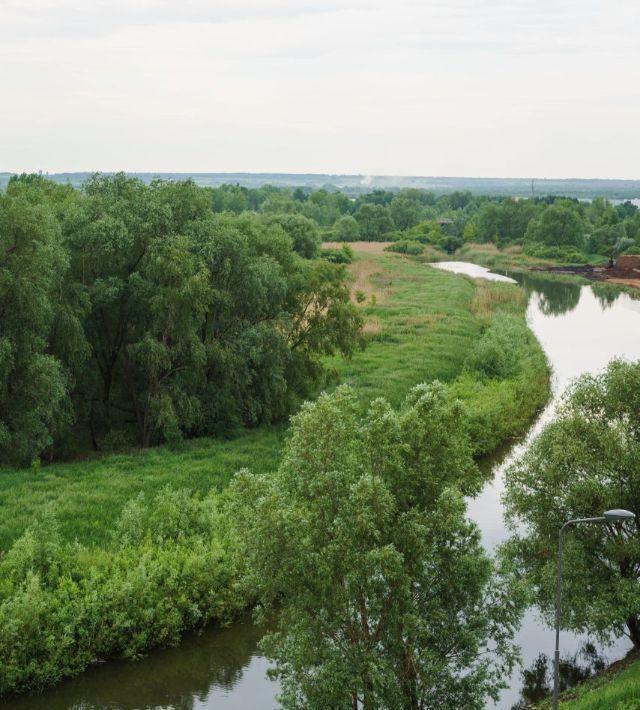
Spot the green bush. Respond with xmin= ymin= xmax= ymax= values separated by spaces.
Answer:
xmin=465 ymin=314 xmax=528 ymax=380
xmin=320 ymin=243 xmax=354 ymax=264
xmin=384 ymin=239 xmax=424 ymax=255
xmin=524 ymin=242 xmax=589 ymax=263
xmin=0 ymin=488 xmax=243 ymax=695
xmin=450 ymin=313 xmax=549 ymax=455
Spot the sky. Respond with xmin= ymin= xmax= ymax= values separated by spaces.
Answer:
xmin=1 ymin=0 xmax=639 ymax=178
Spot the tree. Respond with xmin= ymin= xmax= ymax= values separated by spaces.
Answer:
xmin=525 ymin=203 xmax=585 ymax=249
xmin=389 ymin=195 xmax=423 ymax=231
xmin=263 ymin=214 xmax=321 ymax=259
xmin=0 ymin=182 xmax=75 ymax=465
xmin=230 ymin=384 xmax=519 ymax=709
xmin=502 ymin=359 xmax=640 ymax=649
xmin=354 ymin=203 xmax=394 ymax=241
xmin=333 ymin=215 xmax=360 ymax=242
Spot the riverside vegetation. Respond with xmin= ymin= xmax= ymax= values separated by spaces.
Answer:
xmin=7 ymin=172 xmax=635 ymax=706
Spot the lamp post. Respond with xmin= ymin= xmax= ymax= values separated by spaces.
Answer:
xmin=552 ymin=509 xmax=636 ymax=709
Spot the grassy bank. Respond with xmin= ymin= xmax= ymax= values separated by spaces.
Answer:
xmin=536 ymin=654 xmax=640 ymax=709
xmin=0 ymin=248 xmax=550 ymax=695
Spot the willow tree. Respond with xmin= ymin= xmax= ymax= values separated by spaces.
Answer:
xmin=503 ymin=359 xmax=640 ymax=649
xmin=0 ymin=182 xmax=74 ymax=464
xmin=230 ymin=384 xmax=519 ymax=709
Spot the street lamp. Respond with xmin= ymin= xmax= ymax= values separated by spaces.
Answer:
xmin=552 ymin=509 xmax=636 ymax=709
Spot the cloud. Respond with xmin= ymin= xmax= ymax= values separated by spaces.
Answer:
xmin=0 ymin=0 xmax=359 ymax=40
xmin=0 ymin=0 xmax=639 ymax=176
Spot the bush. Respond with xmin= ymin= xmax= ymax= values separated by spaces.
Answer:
xmin=0 ymin=488 xmax=243 ymax=695
xmin=465 ymin=314 xmax=529 ymax=380
xmin=384 ymin=239 xmax=424 ymax=255
xmin=320 ymin=243 xmax=354 ymax=264
xmin=524 ymin=242 xmax=589 ymax=263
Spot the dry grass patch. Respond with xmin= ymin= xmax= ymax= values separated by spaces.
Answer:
xmin=349 ymin=256 xmax=395 ymax=305
xmin=401 ymin=314 xmax=445 ymax=327
xmin=363 ymin=317 xmax=382 ymax=334
xmin=470 ymin=279 xmax=526 ymax=322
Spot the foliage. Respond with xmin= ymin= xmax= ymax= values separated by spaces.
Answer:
xmin=532 ymin=653 xmax=640 ymax=709
xmin=320 ymin=243 xmax=354 ymax=264
xmin=0 ymin=488 xmax=243 ymax=695
xmin=502 ymin=359 xmax=640 ymax=650
xmin=466 ymin=314 xmax=530 ymax=379
xmin=384 ymin=238 xmax=424 ymax=255
xmin=0 ymin=181 xmax=77 ymax=466
xmin=525 ymin=202 xmax=586 ymax=249
xmin=229 ymin=384 xmax=520 ymax=709
xmin=333 ymin=214 xmax=360 ymax=241
xmin=0 ymin=174 xmax=363 ymax=462
xmin=524 ymin=242 xmax=591 ymax=263
xmin=263 ymin=213 xmax=321 ymax=259
xmin=354 ymin=203 xmax=394 ymax=240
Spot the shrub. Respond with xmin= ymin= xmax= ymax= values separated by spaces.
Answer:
xmin=465 ymin=314 xmax=529 ymax=380
xmin=0 ymin=488 xmax=243 ymax=695
xmin=320 ymin=243 xmax=354 ymax=264
xmin=384 ymin=239 xmax=424 ymax=255
xmin=523 ymin=243 xmax=589 ymax=263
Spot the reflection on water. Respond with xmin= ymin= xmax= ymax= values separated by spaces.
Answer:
xmin=469 ymin=274 xmax=640 ymax=708
xmin=2 ymin=619 xmax=277 ymax=710
xmin=510 ymin=643 xmax=606 ymax=709
xmin=8 ymin=268 xmax=640 ymax=710
xmin=512 ymin=272 xmax=582 ymax=316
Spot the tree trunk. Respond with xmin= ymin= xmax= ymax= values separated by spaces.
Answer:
xmin=627 ymin=616 xmax=640 ymax=649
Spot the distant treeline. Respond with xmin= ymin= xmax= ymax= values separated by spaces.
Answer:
xmin=0 ymin=174 xmax=362 ymax=466
xmin=201 ymin=182 xmax=640 ymax=260
xmin=3 ymin=172 xmax=640 ymax=199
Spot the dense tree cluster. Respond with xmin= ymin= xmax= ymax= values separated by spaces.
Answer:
xmin=205 ymin=182 xmax=640 ymax=259
xmin=0 ymin=174 xmax=362 ymax=465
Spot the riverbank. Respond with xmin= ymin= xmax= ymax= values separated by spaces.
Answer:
xmin=536 ymin=652 xmax=640 ymax=708
xmin=0 ymin=249 xmax=550 ymax=697
xmin=456 ymin=243 xmax=640 ymax=293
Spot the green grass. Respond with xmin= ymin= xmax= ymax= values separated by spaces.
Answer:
xmin=537 ymin=654 xmax=640 ymax=709
xmin=0 ymin=428 xmax=284 ymax=551
xmin=326 ymin=253 xmax=483 ymax=407
xmin=0 ymin=250 xmax=548 ymax=552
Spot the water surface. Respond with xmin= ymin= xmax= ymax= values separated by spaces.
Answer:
xmin=431 ymin=260 xmax=517 ymax=283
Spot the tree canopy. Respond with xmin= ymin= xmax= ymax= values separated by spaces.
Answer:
xmin=230 ymin=384 xmax=520 ymax=709
xmin=503 ymin=359 xmax=640 ymax=649
xmin=0 ymin=174 xmax=363 ymax=464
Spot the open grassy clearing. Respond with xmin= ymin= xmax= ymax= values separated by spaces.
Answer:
xmin=0 ymin=249 xmax=547 ymax=552
xmin=326 ymin=252 xmax=481 ymax=406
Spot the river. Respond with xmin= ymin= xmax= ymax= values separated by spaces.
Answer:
xmin=8 ymin=265 xmax=640 ymax=710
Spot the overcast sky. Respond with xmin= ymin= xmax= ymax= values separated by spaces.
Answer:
xmin=1 ymin=0 xmax=639 ymax=178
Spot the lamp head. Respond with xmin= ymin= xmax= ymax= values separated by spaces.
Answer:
xmin=604 ymin=509 xmax=636 ymax=523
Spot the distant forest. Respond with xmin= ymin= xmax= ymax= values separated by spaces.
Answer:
xmin=2 ymin=172 xmax=640 ymax=199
